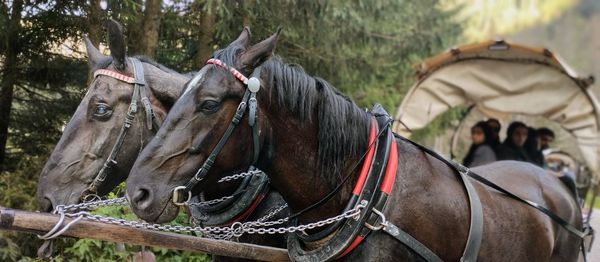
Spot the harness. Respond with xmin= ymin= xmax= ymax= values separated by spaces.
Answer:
xmin=187 ymin=169 xmax=270 ymax=226
xmin=174 ymin=58 xmax=588 ymax=261
xmin=288 ymin=106 xmax=481 ymax=262
xmin=172 ymin=58 xmax=262 ymax=205
xmin=83 ymin=58 xmax=160 ymax=196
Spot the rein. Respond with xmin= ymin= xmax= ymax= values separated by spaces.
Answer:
xmin=172 ymin=58 xmax=262 ymax=205
xmin=83 ymin=58 xmax=160 ymax=197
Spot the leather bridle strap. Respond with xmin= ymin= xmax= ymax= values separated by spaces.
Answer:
xmin=183 ymin=88 xmax=252 ymax=193
xmin=84 ymin=58 xmax=158 ymax=195
xmin=173 ymin=58 xmax=261 ymax=204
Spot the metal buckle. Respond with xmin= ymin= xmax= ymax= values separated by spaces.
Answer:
xmin=193 ymin=168 xmax=206 ymax=182
xmin=172 ymin=186 xmax=192 ymax=206
xmin=364 ymin=208 xmax=387 ymax=231
xmin=457 ymin=164 xmax=470 ymax=176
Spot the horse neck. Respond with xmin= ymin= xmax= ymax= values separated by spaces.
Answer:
xmin=257 ymin=99 xmax=367 ymax=224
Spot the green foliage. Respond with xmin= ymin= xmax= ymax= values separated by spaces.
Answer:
xmin=1 ymin=0 xmax=463 ymax=260
xmin=411 ymin=106 xmax=469 ymax=144
xmin=57 ymin=190 xmax=210 ymax=261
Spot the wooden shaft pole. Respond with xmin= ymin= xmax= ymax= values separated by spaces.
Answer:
xmin=0 ymin=207 xmax=289 ymax=261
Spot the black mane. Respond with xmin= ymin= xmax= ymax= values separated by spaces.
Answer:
xmin=213 ymin=46 xmax=370 ymax=185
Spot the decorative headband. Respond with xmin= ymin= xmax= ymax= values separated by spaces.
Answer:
xmin=93 ymin=69 xmax=136 ymax=84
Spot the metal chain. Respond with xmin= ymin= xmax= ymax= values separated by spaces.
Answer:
xmin=187 ymin=195 xmax=235 ymax=207
xmin=256 ymin=203 xmax=289 ymax=223
xmin=53 ymin=197 xmax=128 ymax=214
xmin=48 ymin=196 xmax=364 ymax=240
xmin=60 ymin=202 xmax=363 ymax=238
xmin=45 ymin=167 xmax=362 ymax=240
xmin=217 ymin=170 xmax=263 ymax=183
xmin=179 ymin=169 xmax=265 ymax=207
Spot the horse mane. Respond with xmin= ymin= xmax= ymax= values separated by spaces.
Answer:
xmin=213 ymin=46 xmax=371 ymax=185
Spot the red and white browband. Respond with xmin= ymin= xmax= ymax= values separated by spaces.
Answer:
xmin=206 ymin=58 xmax=249 ymax=85
xmin=93 ymin=69 xmax=136 ymax=84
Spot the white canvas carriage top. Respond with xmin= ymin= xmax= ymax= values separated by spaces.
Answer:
xmin=393 ymin=40 xmax=600 ymax=178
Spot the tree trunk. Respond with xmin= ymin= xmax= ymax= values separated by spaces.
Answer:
xmin=86 ymin=0 xmax=103 ymax=46
xmin=140 ymin=0 xmax=162 ymax=58
xmin=0 ymin=0 xmax=24 ymax=171
xmin=194 ymin=1 xmax=216 ymax=68
xmin=125 ymin=0 xmax=144 ymax=55
xmin=242 ymin=0 xmax=254 ymax=26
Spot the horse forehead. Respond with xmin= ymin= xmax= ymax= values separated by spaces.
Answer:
xmin=181 ymin=67 xmax=208 ymax=98
xmin=86 ymin=77 xmax=132 ymax=96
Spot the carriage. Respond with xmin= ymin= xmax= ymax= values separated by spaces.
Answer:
xmin=392 ymin=39 xmax=599 ymax=254
xmin=393 ymin=39 xmax=599 ymax=199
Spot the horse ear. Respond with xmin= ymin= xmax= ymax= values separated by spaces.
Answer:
xmin=106 ymin=19 xmax=127 ymax=71
xmin=238 ymin=28 xmax=281 ymax=72
xmin=229 ymin=27 xmax=251 ymax=48
xmin=84 ymin=35 xmax=107 ymax=67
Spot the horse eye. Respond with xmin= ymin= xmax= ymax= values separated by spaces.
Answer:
xmin=198 ymin=100 xmax=220 ymax=113
xmin=93 ymin=103 xmax=113 ymax=119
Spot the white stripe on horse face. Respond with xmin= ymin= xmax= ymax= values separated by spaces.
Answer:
xmin=182 ymin=67 xmax=208 ymax=98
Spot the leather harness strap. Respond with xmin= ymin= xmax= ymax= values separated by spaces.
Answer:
xmin=289 ymin=106 xmax=482 ymax=262
xmin=84 ymin=58 xmax=160 ymax=196
xmin=399 ymin=135 xmax=589 ymax=239
xmin=188 ymin=170 xmax=270 ymax=226
xmin=288 ymin=106 xmax=446 ymax=262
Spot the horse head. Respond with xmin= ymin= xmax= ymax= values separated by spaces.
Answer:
xmin=126 ymin=27 xmax=284 ymax=223
xmin=36 ymin=19 xmax=188 ymax=212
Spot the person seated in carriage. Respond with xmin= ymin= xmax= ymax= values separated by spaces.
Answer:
xmin=496 ymin=121 xmax=532 ymax=163
xmin=462 ymin=121 xmax=497 ymax=167
xmin=524 ymin=127 xmax=545 ymax=167
xmin=537 ymin=127 xmax=555 ymax=151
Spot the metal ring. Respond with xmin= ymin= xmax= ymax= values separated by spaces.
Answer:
xmin=82 ymin=194 xmax=101 ymax=203
xmin=172 ymin=186 xmax=192 ymax=206
xmin=364 ymin=208 xmax=387 ymax=231
xmin=231 ymin=222 xmax=244 ymax=237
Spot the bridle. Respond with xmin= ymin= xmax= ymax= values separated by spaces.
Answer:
xmin=172 ymin=58 xmax=262 ymax=205
xmin=82 ymin=58 xmax=160 ymax=197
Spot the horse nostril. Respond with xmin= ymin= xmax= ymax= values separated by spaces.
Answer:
xmin=39 ymin=197 xmax=54 ymax=213
xmin=131 ymin=187 xmax=152 ymax=210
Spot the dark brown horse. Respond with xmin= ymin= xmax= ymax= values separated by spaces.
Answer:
xmin=36 ymin=21 xmax=187 ymax=211
xmin=36 ymin=22 xmax=287 ymax=261
xmin=126 ymin=29 xmax=583 ymax=261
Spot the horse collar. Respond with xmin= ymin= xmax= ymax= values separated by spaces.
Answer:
xmin=288 ymin=105 xmax=407 ymax=261
xmin=188 ymin=170 xmax=270 ymax=227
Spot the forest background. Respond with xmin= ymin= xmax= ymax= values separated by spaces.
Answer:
xmin=0 ymin=0 xmax=598 ymax=260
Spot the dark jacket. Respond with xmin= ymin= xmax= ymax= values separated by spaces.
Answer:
xmin=464 ymin=144 xmax=497 ymax=167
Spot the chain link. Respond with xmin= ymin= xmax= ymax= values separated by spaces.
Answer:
xmin=217 ymin=170 xmax=263 ymax=183
xmin=187 ymin=195 xmax=236 ymax=207
xmin=48 ymin=196 xmax=364 ymax=240
xmin=53 ymin=197 xmax=128 ymax=214
xmin=45 ymin=168 xmax=362 ymax=240
xmin=256 ymin=203 xmax=289 ymax=223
